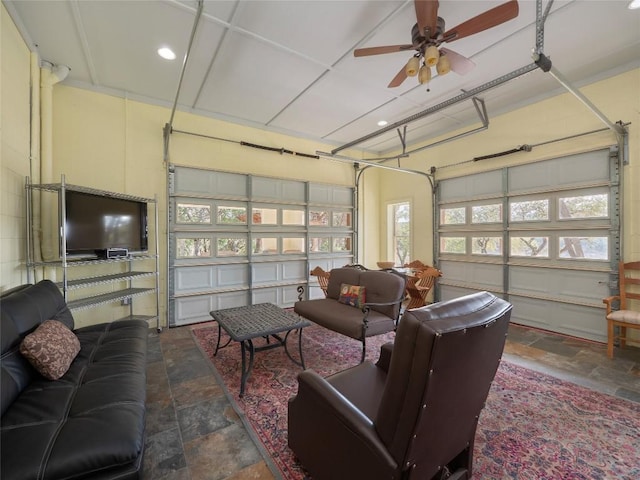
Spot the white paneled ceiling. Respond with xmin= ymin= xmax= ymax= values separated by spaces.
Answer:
xmin=5 ymin=0 xmax=640 ymax=155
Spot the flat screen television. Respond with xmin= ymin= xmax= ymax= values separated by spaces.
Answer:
xmin=64 ymin=190 xmax=148 ymax=257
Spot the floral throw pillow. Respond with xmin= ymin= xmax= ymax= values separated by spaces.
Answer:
xmin=20 ymin=320 xmax=80 ymax=380
xmin=338 ymin=283 xmax=366 ymax=309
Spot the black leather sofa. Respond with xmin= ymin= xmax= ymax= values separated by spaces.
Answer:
xmin=1 ymin=280 xmax=148 ymax=479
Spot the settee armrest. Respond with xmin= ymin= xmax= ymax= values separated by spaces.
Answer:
xmin=376 ymin=342 xmax=394 ymax=373
xmin=288 ymin=369 xmax=397 ymax=475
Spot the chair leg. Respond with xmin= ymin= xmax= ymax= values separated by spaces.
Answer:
xmin=361 ymin=338 xmax=366 ymax=363
xmin=620 ymin=326 xmax=627 ymax=348
xmin=607 ymin=320 xmax=614 ymax=359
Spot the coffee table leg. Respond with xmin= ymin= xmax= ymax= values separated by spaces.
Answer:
xmin=284 ymin=328 xmax=306 ymax=369
xmin=239 ymin=339 xmax=255 ymax=397
xmin=214 ymin=323 xmax=222 ymax=355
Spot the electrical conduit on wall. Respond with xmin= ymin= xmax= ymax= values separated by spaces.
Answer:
xmin=29 ymin=53 xmax=42 ymax=279
xmin=39 ymin=62 xmax=69 ymax=266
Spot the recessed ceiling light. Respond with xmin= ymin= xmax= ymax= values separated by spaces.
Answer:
xmin=377 ymin=120 xmax=388 ymax=126
xmin=629 ymin=0 xmax=640 ymax=9
xmin=157 ymin=47 xmax=176 ymax=60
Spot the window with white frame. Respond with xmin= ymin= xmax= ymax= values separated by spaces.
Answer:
xmin=388 ymin=202 xmax=410 ymax=266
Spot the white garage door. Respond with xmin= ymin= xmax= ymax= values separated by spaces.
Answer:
xmin=436 ymin=147 xmax=620 ymax=342
xmin=168 ymin=166 xmax=355 ymax=327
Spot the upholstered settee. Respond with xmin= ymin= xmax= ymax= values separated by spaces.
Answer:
xmin=1 ymin=280 xmax=148 ymax=480
xmin=294 ymin=267 xmax=406 ymax=362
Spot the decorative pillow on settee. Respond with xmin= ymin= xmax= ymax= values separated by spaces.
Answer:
xmin=338 ymin=283 xmax=366 ymax=309
xmin=20 ymin=320 xmax=81 ymax=380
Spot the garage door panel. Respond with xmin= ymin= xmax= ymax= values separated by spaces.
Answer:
xmin=508 ymin=150 xmax=609 ymax=193
xmin=252 ymin=285 xmax=301 ymax=306
xmin=174 ymin=167 xmax=247 ymax=198
xmin=439 ymin=260 xmax=503 ymax=291
xmin=509 ymin=266 xmax=609 ymax=306
xmin=439 ymin=170 xmax=502 ymax=202
xmin=437 ymin=147 xmax=617 ymax=343
xmin=173 ymin=291 xmax=249 ymax=326
xmin=169 ymin=167 xmax=354 ymax=327
xmin=510 ymin=297 xmax=605 ymax=342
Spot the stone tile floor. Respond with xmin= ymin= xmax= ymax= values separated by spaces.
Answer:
xmin=144 ymin=323 xmax=640 ymax=480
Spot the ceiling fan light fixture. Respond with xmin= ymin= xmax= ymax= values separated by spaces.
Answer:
xmin=418 ymin=64 xmax=431 ymax=84
xmin=406 ymin=56 xmax=420 ymax=77
xmin=436 ymin=54 xmax=451 ymax=76
xmin=424 ymin=45 xmax=440 ymax=67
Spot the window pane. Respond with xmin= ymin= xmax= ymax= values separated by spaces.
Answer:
xmin=282 ymin=237 xmax=304 ymax=253
xmin=392 ymin=203 xmax=410 ymax=265
xmin=252 ymin=208 xmax=277 ymax=224
xmin=441 ymin=237 xmax=466 ymax=254
xmin=176 ymin=203 xmax=211 ymax=224
xmin=252 ymin=237 xmax=277 ymax=254
xmin=176 ymin=238 xmax=211 ymax=258
xmin=510 ymin=236 xmax=549 ymax=257
xmin=217 ymin=238 xmax=246 ymax=256
xmin=283 ymin=209 xmax=305 ymax=225
xmin=333 ymin=237 xmax=352 ymax=252
xmin=309 ymin=237 xmax=330 ymax=253
xmin=472 ymin=237 xmax=503 ymax=255
xmin=510 ymin=200 xmax=548 ymax=222
xmin=440 ymin=207 xmax=465 ymax=225
xmin=333 ymin=212 xmax=351 ymax=227
xmin=217 ymin=206 xmax=246 ymax=224
xmin=472 ymin=204 xmax=502 ymax=223
xmin=559 ymin=194 xmax=608 ymax=219
xmin=559 ymin=237 xmax=608 ymax=260
xmin=283 ymin=238 xmax=305 ymax=253
xmin=309 ymin=210 xmax=329 ymax=226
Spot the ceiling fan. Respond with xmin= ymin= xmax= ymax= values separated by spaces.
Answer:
xmin=354 ymin=0 xmax=519 ymax=88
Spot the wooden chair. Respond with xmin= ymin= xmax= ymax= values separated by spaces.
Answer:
xmin=405 ymin=266 xmax=442 ymax=309
xmin=403 ymin=259 xmax=428 ymax=272
xmin=603 ymin=261 xmax=640 ymax=358
xmin=310 ymin=266 xmax=330 ymax=297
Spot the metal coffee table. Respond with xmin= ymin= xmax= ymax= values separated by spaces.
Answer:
xmin=209 ymin=303 xmax=311 ymax=397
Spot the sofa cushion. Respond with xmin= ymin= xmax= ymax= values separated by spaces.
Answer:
xmin=1 ymin=280 xmax=75 ymax=417
xmin=338 ymin=283 xmax=366 ymax=309
xmin=20 ymin=320 xmax=80 ymax=380
xmin=326 ymin=268 xmax=362 ymax=300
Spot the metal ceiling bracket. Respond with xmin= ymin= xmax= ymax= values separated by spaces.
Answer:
xmin=332 ymin=63 xmax=539 ymax=155
xmin=545 ymin=64 xmax=625 ymax=137
xmin=163 ymin=0 xmax=204 ymax=163
xmin=397 ymin=126 xmax=407 ymax=154
xmin=532 ymin=0 xmax=624 ymax=138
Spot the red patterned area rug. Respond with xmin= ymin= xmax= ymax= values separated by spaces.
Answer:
xmin=192 ymin=323 xmax=640 ymax=480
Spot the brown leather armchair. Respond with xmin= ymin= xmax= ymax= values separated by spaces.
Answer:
xmin=288 ymin=291 xmax=512 ymax=480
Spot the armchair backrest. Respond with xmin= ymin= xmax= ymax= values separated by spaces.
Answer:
xmin=374 ymin=291 xmax=512 ymax=479
xmin=327 ymin=267 xmax=406 ymax=320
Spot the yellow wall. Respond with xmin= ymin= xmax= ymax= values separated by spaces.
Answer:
xmin=377 ymin=69 xmax=640 ymax=267
xmin=0 ymin=4 xmax=31 ymax=291
xmin=51 ymin=86 xmax=361 ymax=327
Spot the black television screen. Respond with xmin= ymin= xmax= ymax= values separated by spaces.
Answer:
xmin=64 ymin=190 xmax=148 ymax=256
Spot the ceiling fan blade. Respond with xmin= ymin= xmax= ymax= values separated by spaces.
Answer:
xmin=440 ymin=47 xmax=475 ymax=75
xmin=414 ymin=0 xmax=439 ymax=38
xmin=354 ymin=44 xmax=415 ymax=57
xmin=443 ymin=0 xmax=519 ymax=43
xmin=388 ymin=65 xmax=408 ymax=88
